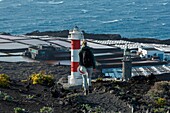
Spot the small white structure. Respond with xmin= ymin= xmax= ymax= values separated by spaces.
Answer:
xmin=138 ymin=47 xmax=164 ymax=61
xmin=68 ymin=26 xmax=84 ymax=86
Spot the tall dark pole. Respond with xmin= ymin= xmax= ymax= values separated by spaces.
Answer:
xmin=122 ymin=46 xmax=132 ymax=81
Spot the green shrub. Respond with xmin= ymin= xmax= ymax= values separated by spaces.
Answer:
xmin=14 ymin=107 xmax=26 ymax=113
xmin=81 ymin=104 xmax=103 ymax=113
xmin=0 ymin=74 xmax=10 ymax=87
xmin=153 ymin=108 xmax=166 ymax=113
xmin=96 ymin=78 xmax=103 ymax=82
xmin=0 ymin=91 xmax=13 ymax=101
xmin=40 ymin=106 xmax=54 ymax=113
xmin=81 ymin=104 xmax=92 ymax=111
xmin=4 ymin=95 xmax=13 ymax=102
xmin=0 ymin=91 xmax=5 ymax=100
xmin=155 ymin=98 xmax=166 ymax=107
xmin=30 ymin=71 xmax=54 ymax=86
xmin=26 ymin=94 xmax=36 ymax=100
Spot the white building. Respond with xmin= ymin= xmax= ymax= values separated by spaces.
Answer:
xmin=138 ymin=47 xmax=164 ymax=61
xmin=155 ymin=47 xmax=170 ymax=61
xmin=164 ymin=52 xmax=170 ymax=61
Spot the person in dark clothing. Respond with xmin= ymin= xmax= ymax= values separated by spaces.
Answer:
xmin=79 ymin=40 xmax=96 ymax=95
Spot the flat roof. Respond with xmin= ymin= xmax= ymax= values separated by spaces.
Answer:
xmin=87 ymin=42 xmax=117 ymax=49
xmin=0 ymin=35 xmax=26 ymax=40
xmin=17 ymin=39 xmax=50 ymax=46
xmin=0 ymin=43 xmax=29 ymax=49
xmin=142 ymin=47 xmax=159 ymax=51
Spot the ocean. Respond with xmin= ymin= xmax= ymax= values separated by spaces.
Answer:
xmin=0 ymin=0 xmax=169 ymax=39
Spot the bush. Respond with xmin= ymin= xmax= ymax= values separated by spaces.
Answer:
xmin=4 ymin=95 xmax=13 ymax=102
xmin=14 ymin=107 xmax=26 ymax=113
xmin=96 ymin=78 xmax=103 ymax=82
xmin=153 ymin=108 xmax=166 ymax=113
xmin=0 ymin=91 xmax=13 ymax=102
xmin=155 ymin=98 xmax=166 ymax=107
xmin=147 ymin=81 xmax=170 ymax=98
xmin=0 ymin=74 xmax=10 ymax=88
xmin=0 ymin=91 xmax=6 ymax=100
xmin=81 ymin=104 xmax=92 ymax=111
xmin=26 ymin=94 xmax=36 ymax=100
xmin=154 ymin=81 xmax=170 ymax=91
xmin=81 ymin=104 xmax=103 ymax=113
xmin=30 ymin=71 xmax=54 ymax=86
xmin=40 ymin=106 xmax=54 ymax=113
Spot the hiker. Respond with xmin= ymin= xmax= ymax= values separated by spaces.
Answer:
xmin=79 ymin=40 xmax=96 ymax=95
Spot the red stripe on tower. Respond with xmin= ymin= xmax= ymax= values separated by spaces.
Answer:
xmin=71 ymin=62 xmax=79 ymax=72
xmin=71 ymin=40 xmax=80 ymax=49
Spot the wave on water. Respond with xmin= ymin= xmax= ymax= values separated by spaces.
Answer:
xmin=48 ymin=1 xmax=64 ymax=5
xmin=81 ymin=9 xmax=88 ymax=13
xmin=126 ymin=2 xmax=136 ymax=6
xmin=162 ymin=23 xmax=166 ymax=26
xmin=102 ymin=19 xmax=122 ymax=24
xmin=37 ymin=1 xmax=64 ymax=5
xmin=98 ymin=8 xmax=113 ymax=12
xmin=162 ymin=2 xmax=168 ymax=5
xmin=28 ymin=0 xmax=34 ymax=2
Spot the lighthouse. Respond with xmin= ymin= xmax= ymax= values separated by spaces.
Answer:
xmin=68 ymin=26 xmax=84 ymax=85
xmin=122 ymin=45 xmax=132 ymax=81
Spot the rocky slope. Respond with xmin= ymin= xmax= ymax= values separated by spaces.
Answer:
xmin=0 ymin=62 xmax=170 ymax=113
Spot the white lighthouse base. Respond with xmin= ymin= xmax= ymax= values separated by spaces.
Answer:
xmin=68 ymin=75 xmax=82 ymax=86
xmin=68 ymin=72 xmax=83 ymax=86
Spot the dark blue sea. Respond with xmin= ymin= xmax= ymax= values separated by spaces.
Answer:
xmin=0 ymin=0 xmax=169 ymax=39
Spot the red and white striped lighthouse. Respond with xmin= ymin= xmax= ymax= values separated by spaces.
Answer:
xmin=68 ymin=26 xmax=84 ymax=85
